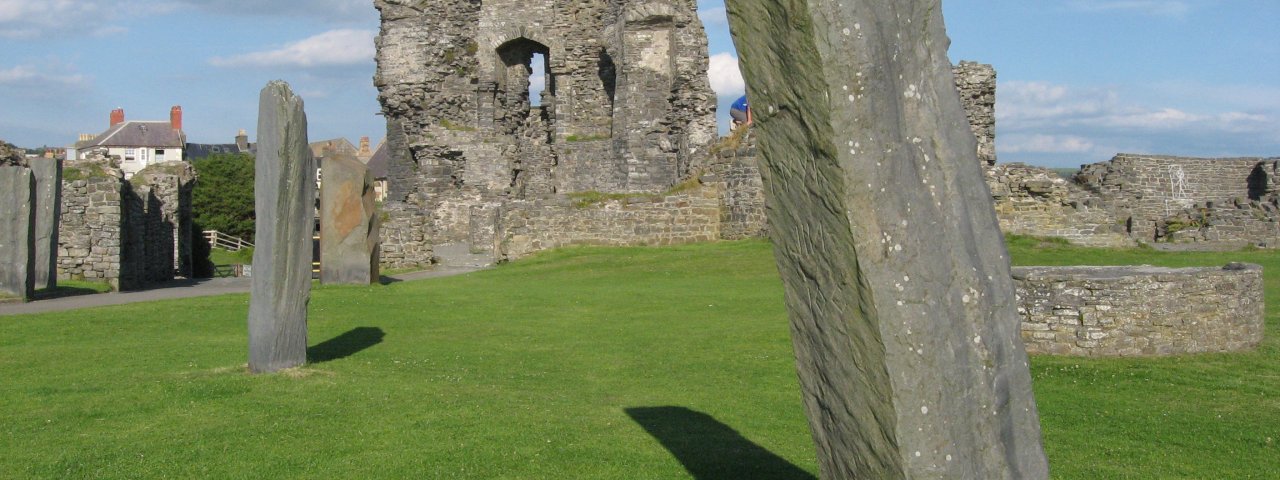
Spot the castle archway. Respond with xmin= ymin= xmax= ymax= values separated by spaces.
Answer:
xmin=495 ymin=37 xmax=555 ymax=133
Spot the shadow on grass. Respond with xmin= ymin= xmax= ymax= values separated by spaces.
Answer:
xmin=31 ymin=286 xmax=106 ymax=301
xmin=307 ymin=327 xmax=385 ymax=364
xmin=625 ymin=406 xmax=815 ymax=480
xmin=378 ymin=276 xmax=402 ymax=285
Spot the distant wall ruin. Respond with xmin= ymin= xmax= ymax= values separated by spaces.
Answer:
xmin=993 ymin=154 xmax=1280 ymax=248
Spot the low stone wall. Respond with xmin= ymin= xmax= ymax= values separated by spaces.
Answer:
xmin=497 ymin=189 xmax=722 ymax=261
xmin=1013 ymin=264 xmax=1264 ymax=356
xmin=707 ymin=143 xmax=767 ymax=241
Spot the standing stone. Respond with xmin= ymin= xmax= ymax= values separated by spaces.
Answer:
xmin=320 ymin=153 xmax=380 ymax=285
xmin=726 ymin=1 xmax=1049 ymax=478
xmin=0 ymin=166 xmax=36 ymax=300
xmin=248 ymin=81 xmax=317 ymax=373
xmin=30 ymin=158 xmax=62 ymax=290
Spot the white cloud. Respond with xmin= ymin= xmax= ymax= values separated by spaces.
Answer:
xmin=169 ymin=0 xmax=376 ymax=23
xmin=1066 ymin=0 xmax=1192 ymax=18
xmin=996 ymin=79 xmax=1280 ymax=164
xmin=210 ymin=29 xmax=376 ymax=68
xmin=0 ymin=0 xmax=116 ymax=38
xmin=1002 ymin=134 xmax=1097 ymax=154
xmin=0 ymin=64 xmax=88 ymax=88
xmin=698 ymin=7 xmax=728 ymax=27
xmin=707 ymin=53 xmax=744 ymax=99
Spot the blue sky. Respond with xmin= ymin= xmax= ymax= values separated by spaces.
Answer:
xmin=2 ymin=1 xmax=1277 ymax=168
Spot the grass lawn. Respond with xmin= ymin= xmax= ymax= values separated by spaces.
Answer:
xmin=1 ymin=239 xmax=1276 ymax=478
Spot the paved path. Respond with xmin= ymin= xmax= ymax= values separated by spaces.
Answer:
xmin=0 ymin=266 xmax=484 ymax=317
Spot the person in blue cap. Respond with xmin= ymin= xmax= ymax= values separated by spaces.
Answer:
xmin=730 ymin=94 xmax=752 ymax=127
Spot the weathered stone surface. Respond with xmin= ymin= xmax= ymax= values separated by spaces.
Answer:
xmin=373 ymin=0 xmax=718 ymax=265
xmin=122 ymin=161 xmax=196 ymax=289
xmin=57 ymin=154 xmax=125 ymax=289
xmin=0 ymin=166 xmax=36 ymax=299
xmin=726 ymin=1 xmax=1049 ymax=477
xmin=1014 ymin=264 xmax=1264 ymax=356
xmin=30 ymin=158 xmax=62 ymax=290
xmin=321 ymin=154 xmax=380 ymax=285
xmin=0 ymin=141 xmax=24 ymax=167
xmin=248 ymin=81 xmax=316 ymax=373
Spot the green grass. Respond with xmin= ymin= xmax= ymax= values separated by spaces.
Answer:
xmin=0 ymin=238 xmax=1276 ymax=478
xmin=209 ymin=247 xmax=253 ymax=265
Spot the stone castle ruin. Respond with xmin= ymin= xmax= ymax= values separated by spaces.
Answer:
xmin=372 ymin=0 xmax=1000 ymax=266
xmin=56 ymin=149 xmax=194 ymax=291
xmin=990 ymin=154 xmax=1280 ymax=248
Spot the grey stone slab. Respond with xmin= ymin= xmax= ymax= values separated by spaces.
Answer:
xmin=320 ymin=153 xmax=379 ymax=285
xmin=30 ymin=158 xmax=61 ymax=290
xmin=725 ymin=1 xmax=1049 ymax=478
xmin=248 ymin=81 xmax=317 ymax=373
xmin=0 ymin=166 xmax=35 ymax=300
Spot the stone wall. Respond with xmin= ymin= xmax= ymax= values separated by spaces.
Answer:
xmin=985 ymin=163 xmax=1131 ymax=247
xmin=989 ymin=154 xmax=1280 ymax=248
xmin=954 ymin=62 xmax=997 ymax=166
xmin=58 ymin=160 xmax=126 ymax=288
xmin=1013 ymin=264 xmax=1264 ymax=356
xmin=706 ymin=135 xmax=767 ymax=241
xmin=497 ymin=188 xmax=721 ymax=261
xmin=121 ymin=162 xmax=195 ymax=289
xmin=58 ymin=155 xmax=194 ymax=290
xmin=1076 ymin=154 xmax=1280 ymax=241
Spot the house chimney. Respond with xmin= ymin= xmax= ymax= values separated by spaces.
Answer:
xmin=359 ymin=136 xmax=371 ymax=155
xmin=170 ymin=105 xmax=183 ymax=131
xmin=110 ymin=108 xmax=125 ymax=127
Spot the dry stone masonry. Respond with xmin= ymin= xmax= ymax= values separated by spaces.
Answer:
xmin=57 ymin=152 xmax=194 ymax=291
xmin=122 ymin=162 xmax=196 ymax=287
xmin=726 ymin=0 xmax=1048 ymax=477
xmin=374 ymin=0 xmax=716 ymax=265
xmin=248 ymin=81 xmax=317 ymax=374
xmin=1014 ymin=264 xmax=1265 ymax=356
xmin=372 ymin=0 xmax=1000 ymax=267
xmin=989 ymin=154 xmax=1280 ymax=248
xmin=58 ymin=156 xmax=126 ymax=287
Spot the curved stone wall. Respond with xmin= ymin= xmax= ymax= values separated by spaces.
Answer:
xmin=1013 ymin=263 xmax=1264 ymax=356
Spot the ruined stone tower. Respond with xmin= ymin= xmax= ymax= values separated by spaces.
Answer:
xmin=373 ymin=0 xmax=718 ymax=264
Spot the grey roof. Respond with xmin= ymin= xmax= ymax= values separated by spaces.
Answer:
xmin=185 ymin=143 xmax=255 ymax=161
xmin=365 ymin=141 xmax=388 ymax=180
xmin=80 ymin=121 xmax=184 ymax=149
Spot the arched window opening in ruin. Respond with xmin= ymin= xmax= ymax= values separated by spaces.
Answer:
xmin=496 ymin=38 xmax=554 ymax=125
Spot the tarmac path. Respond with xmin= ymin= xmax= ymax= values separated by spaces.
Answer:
xmin=0 ymin=266 xmax=484 ymax=317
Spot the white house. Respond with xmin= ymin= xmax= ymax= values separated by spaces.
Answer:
xmin=70 ymin=106 xmax=186 ymax=179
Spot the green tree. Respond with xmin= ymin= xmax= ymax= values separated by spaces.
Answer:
xmin=191 ymin=153 xmax=256 ymax=242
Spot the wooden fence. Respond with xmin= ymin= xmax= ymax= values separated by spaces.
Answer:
xmin=203 ymin=230 xmax=253 ymax=252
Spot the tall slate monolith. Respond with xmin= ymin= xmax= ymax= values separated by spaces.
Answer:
xmin=0 ymin=166 xmax=36 ymax=300
xmin=320 ymin=153 xmax=379 ymax=285
xmin=248 ymin=81 xmax=317 ymax=373
xmin=30 ymin=158 xmax=62 ymax=290
xmin=725 ymin=1 xmax=1049 ymax=478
